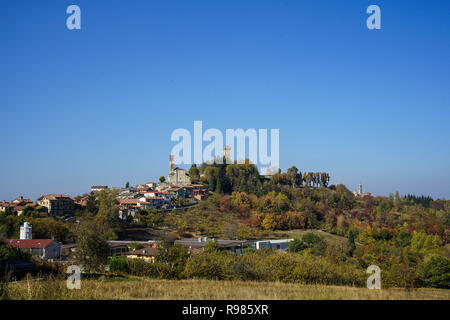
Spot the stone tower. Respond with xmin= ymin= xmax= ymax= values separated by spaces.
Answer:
xmin=169 ymin=155 xmax=175 ymax=171
xmin=223 ymin=145 xmax=232 ymax=164
xmin=358 ymin=184 xmax=362 ymax=195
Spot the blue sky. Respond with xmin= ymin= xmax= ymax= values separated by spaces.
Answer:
xmin=0 ymin=0 xmax=449 ymax=201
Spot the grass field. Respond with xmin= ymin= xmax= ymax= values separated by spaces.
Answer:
xmin=6 ymin=277 xmax=450 ymax=300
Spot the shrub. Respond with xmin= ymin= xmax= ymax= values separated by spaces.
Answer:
xmin=288 ymin=238 xmax=307 ymax=253
xmin=419 ymin=256 xmax=450 ymax=289
xmin=184 ymin=252 xmax=233 ymax=280
xmin=109 ymin=256 xmax=130 ymax=274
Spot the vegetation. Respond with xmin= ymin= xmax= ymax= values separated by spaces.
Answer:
xmin=0 ymin=162 xmax=449 ymax=292
xmin=73 ymin=217 xmax=111 ymax=272
xmin=7 ymin=277 xmax=450 ymax=300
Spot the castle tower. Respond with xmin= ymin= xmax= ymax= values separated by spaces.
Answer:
xmin=223 ymin=145 xmax=231 ymax=164
xmin=358 ymin=184 xmax=362 ymax=195
xmin=20 ymin=222 xmax=32 ymax=240
xmin=169 ymin=155 xmax=175 ymax=171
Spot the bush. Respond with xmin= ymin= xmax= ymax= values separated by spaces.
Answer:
xmin=288 ymin=238 xmax=307 ymax=253
xmin=109 ymin=256 xmax=130 ymax=274
xmin=184 ymin=252 xmax=233 ymax=280
xmin=301 ymin=233 xmax=327 ymax=256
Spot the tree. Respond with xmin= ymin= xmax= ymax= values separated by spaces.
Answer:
xmin=74 ymin=217 xmax=111 ymax=272
xmin=188 ymin=164 xmax=200 ymax=183
xmin=159 ymin=176 xmax=166 ymax=183
xmin=86 ymin=194 xmax=98 ymax=214
xmin=419 ymin=256 xmax=450 ymax=288
xmin=320 ymin=173 xmax=330 ymax=188
xmin=205 ymin=240 xmax=221 ymax=253
xmin=347 ymin=229 xmax=357 ymax=256
xmin=301 ymin=233 xmax=327 ymax=256
xmin=261 ymin=214 xmax=277 ymax=230
xmin=109 ymin=256 xmax=130 ymax=273
xmin=156 ymin=242 xmax=190 ymax=279
xmin=288 ymin=238 xmax=307 ymax=253
xmin=287 ymin=166 xmax=300 ymax=188
xmin=125 ymin=181 xmax=130 ymax=188
xmin=97 ymin=190 xmax=119 ymax=225
xmin=22 ymin=205 xmax=35 ymax=217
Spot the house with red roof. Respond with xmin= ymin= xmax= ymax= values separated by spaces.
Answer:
xmin=8 ymin=239 xmax=62 ymax=260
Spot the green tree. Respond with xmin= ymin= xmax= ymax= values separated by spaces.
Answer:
xmin=74 ymin=217 xmax=111 ymax=272
xmin=97 ymin=190 xmax=119 ymax=224
xmin=347 ymin=229 xmax=357 ymax=256
xmin=301 ymin=233 xmax=327 ymax=256
xmin=188 ymin=164 xmax=200 ymax=183
xmin=86 ymin=194 xmax=98 ymax=214
xmin=288 ymin=238 xmax=307 ymax=253
xmin=109 ymin=256 xmax=130 ymax=273
xmin=159 ymin=176 xmax=166 ymax=183
xmin=156 ymin=242 xmax=190 ymax=279
xmin=205 ymin=240 xmax=221 ymax=253
xmin=125 ymin=181 xmax=130 ymax=188
xmin=419 ymin=256 xmax=450 ymax=288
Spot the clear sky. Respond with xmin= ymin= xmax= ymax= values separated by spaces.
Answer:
xmin=0 ymin=0 xmax=449 ymax=201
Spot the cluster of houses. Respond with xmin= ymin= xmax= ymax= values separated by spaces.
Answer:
xmin=0 ymin=194 xmax=80 ymax=218
xmin=116 ymin=182 xmax=208 ymax=219
xmin=0 ymin=196 xmax=35 ymax=216
xmin=0 ymin=164 xmax=208 ymax=220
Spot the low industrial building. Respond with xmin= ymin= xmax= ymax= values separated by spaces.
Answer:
xmin=174 ymin=238 xmax=253 ymax=255
xmin=255 ymin=239 xmax=293 ymax=251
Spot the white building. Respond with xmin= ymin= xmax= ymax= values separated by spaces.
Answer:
xmin=255 ymin=239 xmax=293 ymax=251
xmin=91 ymin=185 xmax=108 ymax=193
xmin=20 ymin=222 xmax=32 ymax=240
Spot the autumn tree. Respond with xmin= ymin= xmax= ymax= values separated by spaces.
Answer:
xmin=74 ymin=217 xmax=111 ymax=272
xmin=287 ymin=166 xmax=302 ymax=187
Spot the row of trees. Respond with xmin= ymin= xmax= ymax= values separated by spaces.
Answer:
xmin=189 ymin=161 xmax=332 ymax=195
xmin=274 ymin=167 xmax=330 ymax=188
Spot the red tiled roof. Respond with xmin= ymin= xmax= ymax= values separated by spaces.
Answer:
xmin=120 ymin=199 xmax=140 ymax=204
xmin=8 ymin=239 xmax=55 ymax=248
xmin=144 ymin=197 xmax=164 ymax=201
xmin=38 ymin=194 xmax=74 ymax=201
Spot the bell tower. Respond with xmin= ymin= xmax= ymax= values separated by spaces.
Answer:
xmin=169 ymin=155 xmax=175 ymax=171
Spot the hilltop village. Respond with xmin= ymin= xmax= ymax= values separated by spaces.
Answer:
xmin=0 ymin=157 xmax=448 ymax=290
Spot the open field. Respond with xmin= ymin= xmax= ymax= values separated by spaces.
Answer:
xmin=6 ymin=277 xmax=450 ymax=300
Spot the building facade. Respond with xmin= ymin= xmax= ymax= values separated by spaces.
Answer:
xmin=167 ymin=167 xmax=191 ymax=187
xmin=37 ymin=194 xmax=75 ymax=216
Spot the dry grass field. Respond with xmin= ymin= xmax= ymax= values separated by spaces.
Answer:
xmin=6 ymin=277 xmax=450 ymax=300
